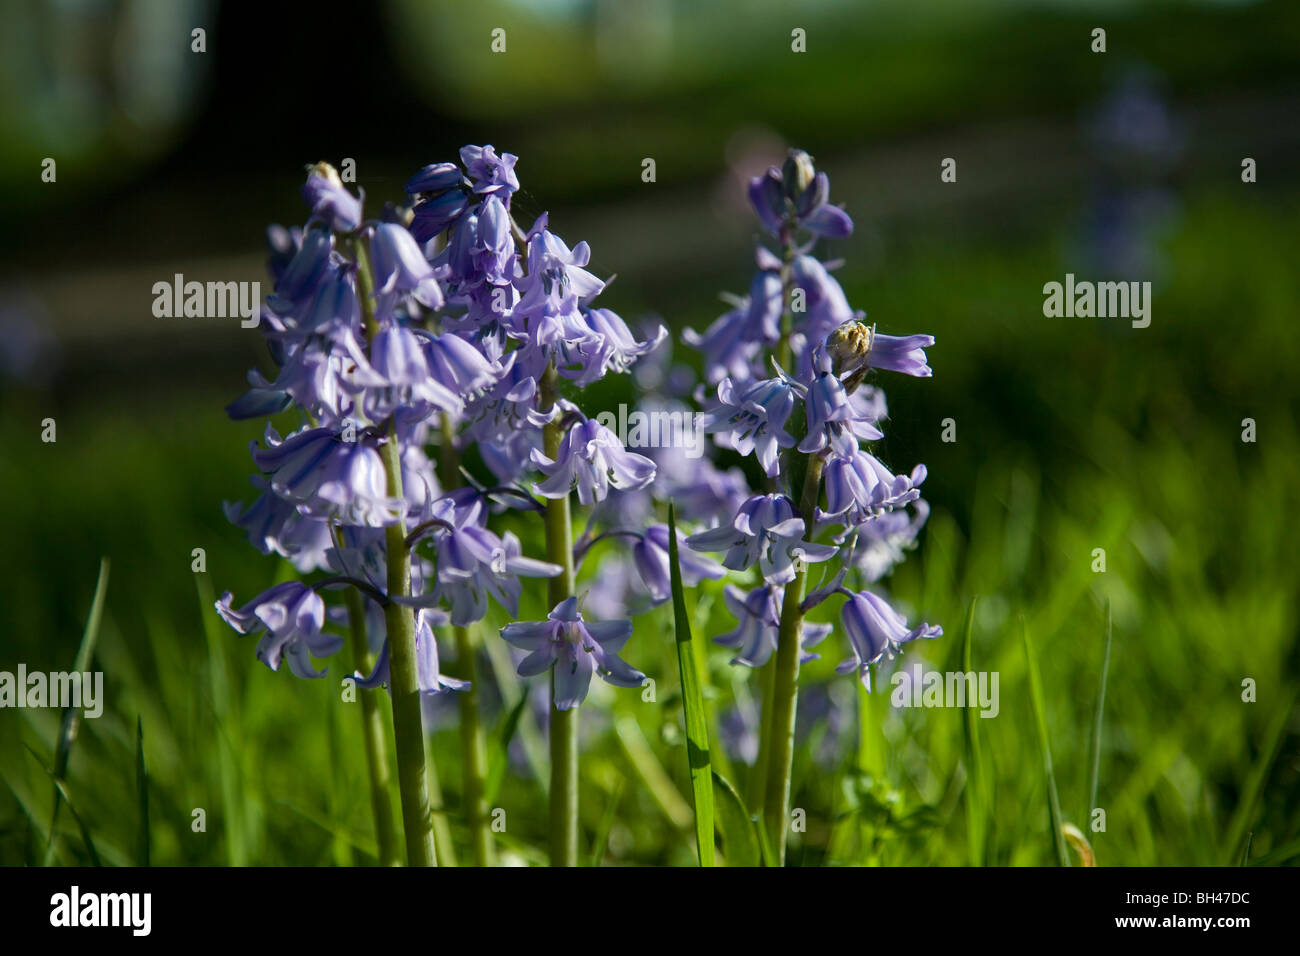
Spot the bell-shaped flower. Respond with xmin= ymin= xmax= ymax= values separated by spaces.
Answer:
xmin=631 ymin=524 xmax=726 ymax=604
xmin=352 ymin=608 xmax=469 ymax=695
xmin=500 ymin=597 xmax=645 ymax=710
xmin=302 ymin=163 xmax=361 ymax=233
xmin=699 ymin=375 xmax=799 ymax=476
xmin=714 ymin=583 xmax=831 ymax=668
xmin=823 ymin=448 xmax=926 ymax=524
xmin=460 ymin=144 xmax=520 ymax=198
xmin=867 ymin=333 xmax=935 ymax=377
xmin=251 ymin=425 xmax=407 ymax=527
xmin=686 ymin=493 xmax=836 ymax=585
xmin=531 ymin=417 xmax=656 ymax=505
xmin=370 ymin=222 xmax=444 ymax=308
xmin=216 ymin=581 xmax=342 ymax=679
xmin=836 ymin=590 xmax=942 ymax=690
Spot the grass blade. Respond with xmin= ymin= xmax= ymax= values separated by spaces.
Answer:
xmin=587 ymin=778 xmax=625 ymax=868
xmin=712 ymin=771 xmax=759 ymax=867
xmin=484 ymin=686 xmax=531 ymax=807
xmin=25 ymin=745 xmax=101 ymax=866
xmin=1222 ymin=687 xmax=1297 ymax=865
xmin=45 ymin=556 xmax=110 ymax=864
xmin=1087 ymin=600 xmax=1113 ymax=821
xmin=135 ymin=716 xmax=150 ymax=867
xmin=667 ymin=502 xmax=716 ymax=867
xmin=959 ymin=598 xmax=989 ymax=866
xmin=1022 ymin=617 xmax=1070 ymax=866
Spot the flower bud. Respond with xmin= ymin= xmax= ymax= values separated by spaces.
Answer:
xmin=781 ymin=149 xmax=816 ymax=202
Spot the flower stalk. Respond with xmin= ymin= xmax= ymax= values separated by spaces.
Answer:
xmin=540 ymin=362 xmax=580 ymax=867
xmin=356 ymin=235 xmax=438 ymax=867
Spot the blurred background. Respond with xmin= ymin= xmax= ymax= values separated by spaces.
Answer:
xmin=1 ymin=0 xmax=1298 ymax=866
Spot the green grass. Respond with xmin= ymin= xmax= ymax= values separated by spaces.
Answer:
xmin=1 ymin=184 xmax=1297 ymax=866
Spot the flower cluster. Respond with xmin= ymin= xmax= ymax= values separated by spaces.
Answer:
xmin=683 ymin=149 xmax=942 ymax=689
xmin=216 ymin=148 xmax=683 ymax=710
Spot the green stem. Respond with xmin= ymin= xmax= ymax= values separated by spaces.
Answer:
xmin=353 ymin=234 xmax=437 ymax=867
xmin=344 ymin=586 xmax=400 ymax=866
xmin=762 ymin=451 xmax=825 ymax=865
xmin=541 ymin=363 xmax=580 ymax=867
xmin=434 ymin=411 xmax=495 ymax=866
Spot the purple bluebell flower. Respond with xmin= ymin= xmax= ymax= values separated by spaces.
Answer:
xmin=370 ymin=222 xmax=444 ymax=308
xmin=823 ymin=448 xmax=926 ymax=524
xmin=415 ymin=494 xmax=562 ymax=625
xmin=405 ymin=162 xmax=464 ymax=196
xmin=557 ymin=308 xmax=665 ymax=387
xmin=512 ymin=225 xmax=605 ymax=328
xmin=352 ymin=608 xmax=469 ymax=695
xmin=500 ymin=597 xmax=645 ymax=710
xmin=460 ymin=144 xmax=520 ymax=198
xmin=631 ymin=524 xmax=726 ymax=604
xmin=410 ymin=189 xmax=470 ymax=243
xmin=747 ymin=151 xmax=854 ymax=241
xmin=251 ymin=425 xmax=406 ymax=527
xmin=531 ymin=417 xmax=656 ymax=505
xmin=836 ymin=590 xmax=942 ymax=690
xmin=302 ymin=163 xmax=362 ymax=233
xmin=867 ymin=333 xmax=935 ymax=378
xmin=682 ymin=298 xmax=768 ymax=387
xmin=223 ymin=478 xmax=335 ymax=572
xmin=699 ymin=375 xmax=798 ymax=477
xmin=420 ymin=329 xmax=501 ymax=396
xmin=366 ymin=325 xmax=464 ymax=422
xmin=216 ymin=581 xmax=342 ymax=679
xmin=686 ymin=494 xmax=836 ymax=585
xmin=714 ymin=583 xmax=830 ymax=667
xmin=797 ymin=347 xmax=884 ymax=455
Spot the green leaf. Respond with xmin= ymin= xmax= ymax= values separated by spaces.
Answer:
xmin=135 ymin=716 xmax=150 ymax=867
xmin=45 ymin=557 xmax=110 ymax=865
xmin=485 ymin=685 xmax=531 ymax=807
xmin=667 ymin=502 xmax=715 ymax=867
xmin=1086 ymin=600 xmax=1113 ymax=840
xmin=25 ymin=745 xmax=101 ymax=867
xmin=711 ymin=771 xmax=759 ymax=867
xmin=1222 ymin=686 xmax=1297 ymax=865
xmin=1022 ymin=617 xmax=1069 ymax=866
xmin=959 ymin=598 xmax=989 ymax=866
xmin=588 ymin=778 xmax=625 ymax=868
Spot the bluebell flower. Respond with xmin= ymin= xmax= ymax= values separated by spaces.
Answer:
xmin=223 ymin=477 xmax=334 ymax=572
xmin=410 ymin=189 xmax=470 ymax=243
xmin=835 ymin=589 xmax=942 ymax=690
xmin=500 ymin=597 xmax=645 ymax=710
xmin=686 ymin=494 xmax=836 ymax=585
xmin=460 ymin=144 xmax=520 ymax=198
xmin=512 ymin=224 xmax=606 ymax=328
xmin=867 ymin=333 xmax=935 ymax=378
xmin=681 ymin=299 xmax=766 ymax=386
xmin=366 ymin=325 xmax=464 ymax=422
xmin=797 ymin=347 xmax=884 ymax=455
xmin=404 ymin=162 xmax=464 ymax=196
xmin=413 ymin=494 xmax=562 ymax=625
xmin=420 ymin=329 xmax=502 ymax=396
xmin=370 ymin=222 xmax=444 ymax=308
xmin=352 ymin=607 xmax=470 ymax=695
xmin=216 ymin=581 xmax=343 ymax=679
xmin=556 ymin=308 xmax=665 ymax=387
xmin=747 ymin=151 xmax=854 ymax=241
xmin=251 ymin=425 xmax=406 ymax=527
xmin=823 ymin=448 xmax=926 ymax=524
xmin=631 ymin=523 xmax=725 ymax=604
xmin=302 ymin=163 xmax=362 ymax=233
xmin=699 ymin=376 xmax=798 ymax=477
xmin=714 ymin=583 xmax=830 ymax=667
xmin=531 ymin=417 xmax=656 ymax=505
